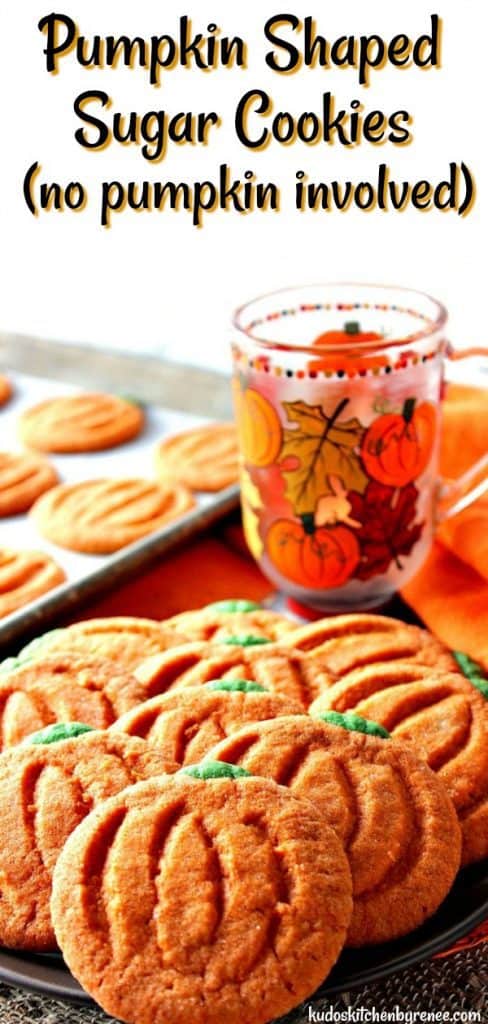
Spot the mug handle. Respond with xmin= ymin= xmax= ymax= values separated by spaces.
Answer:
xmin=437 ymin=344 xmax=488 ymax=523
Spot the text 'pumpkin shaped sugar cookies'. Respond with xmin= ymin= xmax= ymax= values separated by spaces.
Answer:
xmin=0 ymin=452 xmax=59 ymax=516
xmin=0 ymin=729 xmax=176 ymax=950
xmin=0 ymin=548 xmax=65 ymax=619
xmin=155 ymin=422 xmax=239 ymax=492
xmin=281 ymin=613 xmax=457 ymax=678
xmin=51 ymin=769 xmax=353 ymax=1024
xmin=206 ymin=715 xmax=461 ymax=946
xmin=111 ymin=680 xmax=303 ymax=767
xmin=14 ymin=616 xmax=188 ymax=674
xmin=133 ymin=636 xmax=335 ymax=709
xmin=19 ymin=393 xmax=144 ymax=453
xmin=310 ymin=661 xmax=488 ymax=865
xmin=31 ymin=478 xmax=195 ymax=553
xmin=0 ymin=655 xmax=149 ymax=751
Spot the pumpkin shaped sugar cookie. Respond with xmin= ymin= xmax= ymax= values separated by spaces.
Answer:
xmin=111 ymin=680 xmax=303 ymax=767
xmin=0 ymin=730 xmax=176 ymax=950
xmin=13 ymin=616 xmax=188 ymax=675
xmin=155 ymin=423 xmax=239 ymax=492
xmin=19 ymin=393 xmax=144 ymax=453
xmin=0 ymin=548 xmax=65 ymax=619
xmin=0 ymin=655 xmax=149 ymax=751
xmin=280 ymin=613 xmax=457 ymax=678
xmin=133 ymin=637 xmax=335 ymax=710
xmin=51 ymin=770 xmax=352 ymax=1024
xmin=0 ymin=452 xmax=59 ymax=516
xmin=310 ymin=660 xmax=488 ymax=865
xmin=31 ymin=478 xmax=195 ymax=553
xmin=161 ymin=600 xmax=294 ymax=644
xmin=207 ymin=715 xmax=461 ymax=946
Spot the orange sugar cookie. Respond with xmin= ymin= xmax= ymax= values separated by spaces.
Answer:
xmin=19 ymin=393 xmax=144 ymax=452
xmin=155 ymin=422 xmax=239 ymax=492
xmin=207 ymin=715 xmax=461 ymax=946
xmin=0 ymin=451 xmax=59 ymax=516
xmin=0 ymin=729 xmax=176 ymax=950
xmin=51 ymin=770 xmax=353 ymax=1023
xmin=0 ymin=548 xmax=65 ymax=619
xmin=31 ymin=478 xmax=195 ymax=553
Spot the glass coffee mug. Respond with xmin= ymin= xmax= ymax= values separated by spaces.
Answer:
xmin=231 ymin=284 xmax=488 ymax=613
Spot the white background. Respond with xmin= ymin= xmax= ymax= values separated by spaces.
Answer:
xmin=0 ymin=0 xmax=486 ymax=372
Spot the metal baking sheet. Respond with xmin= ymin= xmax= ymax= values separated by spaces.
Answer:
xmin=0 ymin=372 xmax=240 ymax=650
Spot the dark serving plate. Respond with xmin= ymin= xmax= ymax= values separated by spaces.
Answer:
xmin=0 ymin=860 xmax=486 ymax=1006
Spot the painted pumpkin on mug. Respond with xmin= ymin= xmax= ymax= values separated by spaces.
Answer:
xmin=267 ymin=516 xmax=360 ymax=590
xmin=361 ymin=399 xmax=436 ymax=487
xmin=232 ymin=381 xmax=283 ymax=468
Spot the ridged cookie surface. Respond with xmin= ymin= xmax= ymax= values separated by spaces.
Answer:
xmin=207 ymin=715 xmax=461 ymax=946
xmin=0 ymin=452 xmax=59 ymax=516
xmin=0 ymin=548 xmax=65 ymax=618
xmin=31 ymin=478 xmax=195 ymax=553
xmin=0 ymin=656 xmax=148 ymax=750
xmin=19 ymin=393 xmax=144 ymax=452
xmin=310 ymin=660 xmax=488 ymax=865
xmin=52 ymin=772 xmax=352 ymax=1024
xmin=112 ymin=682 xmax=303 ymax=766
xmin=0 ymin=731 xmax=176 ymax=950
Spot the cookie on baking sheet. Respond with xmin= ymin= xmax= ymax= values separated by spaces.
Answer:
xmin=310 ymin=660 xmax=488 ymax=866
xmin=0 ymin=655 xmax=149 ymax=751
xmin=31 ymin=478 xmax=195 ymax=553
xmin=0 ymin=375 xmax=13 ymax=407
xmin=51 ymin=768 xmax=352 ymax=1024
xmin=19 ymin=393 xmax=144 ymax=453
xmin=0 ymin=728 xmax=176 ymax=950
xmin=155 ymin=422 xmax=239 ymax=492
xmin=0 ymin=548 xmax=65 ymax=619
xmin=162 ymin=599 xmax=295 ymax=644
xmin=134 ymin=636 xmax=335 ymax=709
xmin=14 ymin=616 xmax=187 ymax=674
xmin=111 ymin=679 xmax=303 ymax=767
xmin=0 ymin=451 xmax=59 ymax=516
xmin=281 ymin=613 xmax=457 ymax=677
xmin=207 ymin=715 xmax=461 ymax=946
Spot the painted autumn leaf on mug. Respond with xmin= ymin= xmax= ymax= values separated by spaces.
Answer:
xmin=280 ymin=398 xmax=368 ymax=516
xmin=348 ymin=481 xmax=424 ymax=579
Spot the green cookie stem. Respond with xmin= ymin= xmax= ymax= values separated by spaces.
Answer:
xmin=27 ymin=723 xmax=95 ymax=746
xmin=207 ymin=599 xmax=262 ymax=613
xmin=180 ymin=761 xmax=252 ymax=780
xmin=206 ymin=679 xmax=267 ymax=693
xmin=0 ymin=629 xmax=66 ymax=675
xmin=454 ymin=651 xmax=488 ymax=700
xmin=118 ymin=393 xmax=147 ymax=410
xmin=315 ymin=710 xmax=390 ymax=739
xmin=17 ymin=629 xmax=66 ymax=662
xmin=220 ymin=635 xmax=272 ymax=647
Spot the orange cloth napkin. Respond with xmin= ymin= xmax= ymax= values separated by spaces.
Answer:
xmin=402 ymin=383 xmax=488 ymax=669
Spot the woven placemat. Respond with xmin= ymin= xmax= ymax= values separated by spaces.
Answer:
xmin=1 ymin=945 xmax=487 ymax=1023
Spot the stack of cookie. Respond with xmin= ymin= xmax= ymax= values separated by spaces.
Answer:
xmin=0 ymin=384 xmax=239 ymax=617
xmin=0 ymin=602 xmax=486 ymax=1024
